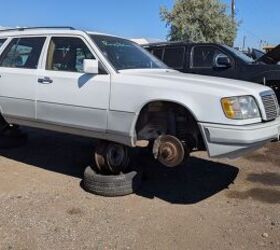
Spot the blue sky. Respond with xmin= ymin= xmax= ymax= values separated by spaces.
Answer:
xmin=0 ymin=0 xmax=279 ymax=48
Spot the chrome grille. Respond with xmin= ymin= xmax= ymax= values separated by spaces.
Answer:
xmin=261 ymin=91 xmax=280 ymax=121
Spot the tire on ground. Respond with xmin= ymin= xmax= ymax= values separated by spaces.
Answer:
xmin=83 ymin=166 xmax=143 ymax=197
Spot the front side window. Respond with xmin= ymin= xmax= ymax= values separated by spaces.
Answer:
xmin=46 ymin=37 xmax=95 ymax=72
xmin=163 ymin=46 xmax=185 ymax=69
xmin=0 ymin=39 xmax=6 ymax=48
xmin=192 ymin=46 xmax=228 ymax=68
xmin=152 ymin=48 xmax=164 ymax=60
xmin=91 ymin=35 xmax=167 ymax=70
xmin=0 ymin=37 xmax=46 ymax=69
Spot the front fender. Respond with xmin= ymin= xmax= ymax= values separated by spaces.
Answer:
xmin=108 ymin=94 xmax=200 ymax=147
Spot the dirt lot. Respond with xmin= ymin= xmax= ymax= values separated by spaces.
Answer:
xmin=0 ymin=127 xmax=279 ymax=250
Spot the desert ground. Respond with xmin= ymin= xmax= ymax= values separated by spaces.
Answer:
xmin=0 ymin=127 xmax=279 ymax=250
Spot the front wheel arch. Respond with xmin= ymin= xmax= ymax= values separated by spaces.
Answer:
xmin=133 ymin=100 xmax=204 ymax=150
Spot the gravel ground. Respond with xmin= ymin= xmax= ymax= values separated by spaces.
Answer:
xmin=0 ymin=127 xmax=279 ymax=250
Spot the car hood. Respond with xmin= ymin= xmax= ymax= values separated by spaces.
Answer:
xmin=118 ymin=69 xmax=270 ymax=96
xmin=256 ymin=44 xmax=280 ymax=64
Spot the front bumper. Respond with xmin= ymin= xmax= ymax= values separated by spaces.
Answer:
xmin=199 ymin=117 xmax=280 ymax=158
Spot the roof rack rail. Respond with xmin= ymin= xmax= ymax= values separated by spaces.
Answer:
xmin=0 ymin=26 xmax=76 ymax=32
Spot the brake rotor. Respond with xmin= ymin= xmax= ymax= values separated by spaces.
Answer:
xmin=94 ymin=141 xmax=129 ymax=175
xmin=153 ymin=135 xmax=185 ymax=167
xmin=105 ymin=143 xmax=129 ymax=174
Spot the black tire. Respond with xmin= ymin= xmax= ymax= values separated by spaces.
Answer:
xmin=83 ymin=166 xmax=143 ymax=197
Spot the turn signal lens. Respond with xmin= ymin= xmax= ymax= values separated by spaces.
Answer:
xmin=221 ymin=98 xmax=236 ymax=119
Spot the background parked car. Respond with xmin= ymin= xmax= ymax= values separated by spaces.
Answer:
xmin=144 ymin=42 xmax=280 ymax=101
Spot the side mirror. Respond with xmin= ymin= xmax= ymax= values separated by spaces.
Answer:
xmin=83 ymin=59 xmax=99 ymax=74
xmin=214 ymin=54 xmax=232 ymax=68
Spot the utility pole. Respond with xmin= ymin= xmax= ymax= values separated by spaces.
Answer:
xmin=231 ymin=0 xmax=236 ymax=22
xmin=242 ymin=36 xmax=246 ymax=51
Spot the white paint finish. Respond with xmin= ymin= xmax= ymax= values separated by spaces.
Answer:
xmin=83 ymin=59 xmax=99 ymax=74
xmin=0 ymin=38 xmax=10 ymax=55
xmin=111 ymin=69 xmax=271 ymax=126
xmin=37 ymin=102 xmax=107 ymax=131
xmin=107 ymin=110 xmax=137 ymax=138
xmin=5 ymin=115 xmax=133 ymax=146
xmin=204 ymin=120 xmax=280 ymax=144
xmin=204 ymin=139 xmax=269 ymax=159
xmin=199 ymin=116 xmax=280 ymax=157
xmin=37 ymin=71 xmax=110 ymax=110
xmin=0 ymin=97 xmax=33 ymax=118
xmin=35 ymin=34 xmax=111 ymax=131
xmin=0 ymin=28 xmax=279 ymax=159
xmin=130 ymin=38 xmax=164 ymax=45
xmin=36 ymin=70 xmax=110 ymax=131
xmin=0 ymin=68 xmax=37 ymax=118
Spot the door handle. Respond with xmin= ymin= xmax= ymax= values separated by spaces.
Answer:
xmin=38 ymin=77 xmax=53 ymax=84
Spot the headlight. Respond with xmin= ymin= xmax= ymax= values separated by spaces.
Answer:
xmin=221 ymin=96 xmax=260 ymax=119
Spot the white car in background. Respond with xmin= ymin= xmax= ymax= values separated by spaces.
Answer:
xmin=0 ymin=27 xmax=279 ymax=175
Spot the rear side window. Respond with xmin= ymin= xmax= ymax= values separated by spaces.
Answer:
xmin=152 ymin=48 xmax=164 ymax=60
xmin=163 ymin=46 xmax=185 ymax=69
xmin=0 ymin=37 xmax=46 ymax=69
xmin=46 ymin=37 xmax=95 ymax=72
xmin=0 ymin=39 xmax=6 ymax=48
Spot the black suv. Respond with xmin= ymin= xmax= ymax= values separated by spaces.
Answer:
xmin=144 ymin=42 xmax=280 ymax=100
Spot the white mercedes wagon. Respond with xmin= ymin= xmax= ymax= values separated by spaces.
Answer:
xmin=0 ymin=27 xmax=279 ymax=173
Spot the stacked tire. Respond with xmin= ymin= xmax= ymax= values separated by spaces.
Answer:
xmin=83 ymin=166 xmax=142 ymax=197
xmin=83 ymin=140 xmax=143 ymax=197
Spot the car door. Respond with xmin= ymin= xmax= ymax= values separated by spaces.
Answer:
xmin=189 ymin=45 xmax=235 ymax=78
xmin=0 ymin=37 xmax=46 ymax=121
xmin=162 ymin=46 xmax=186 ymax=72
xmin=36 ymin=36 xmax=110 ymax=133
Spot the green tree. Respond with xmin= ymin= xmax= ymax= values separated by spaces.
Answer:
xmin=160 ymin=0 xmax=238 ymax=46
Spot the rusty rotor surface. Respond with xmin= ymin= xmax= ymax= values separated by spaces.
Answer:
xmin=154 ymin=135 xmax=185 ymax=167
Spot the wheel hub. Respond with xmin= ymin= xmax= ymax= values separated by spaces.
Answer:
xmin=153 ymin=135 xmax=185 ymax=167
xmin=107 ymin=144 xmax=126 ymax=167
xmin=94 ymin=141 xmax=129 ymax=175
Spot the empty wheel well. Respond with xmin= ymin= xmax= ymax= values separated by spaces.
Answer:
xmin=135 ymin=101 xmax=204 ymax=150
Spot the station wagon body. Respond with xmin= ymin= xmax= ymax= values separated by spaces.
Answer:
xmin=0 ymin=27 xmax=279 ymax=163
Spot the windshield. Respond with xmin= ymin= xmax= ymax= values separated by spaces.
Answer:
xmin=90 ymin=35 xmax=168 ymax=70
xmin=252 ymin=49 xmax=265 ymax=60
xmin=224 ymin=45 xmax=255 ymax=64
